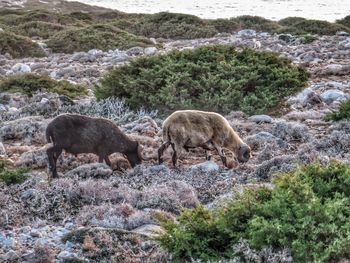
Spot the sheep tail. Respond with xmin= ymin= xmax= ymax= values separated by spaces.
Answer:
xmin=46 ymin=125 xmax=53 ymax=143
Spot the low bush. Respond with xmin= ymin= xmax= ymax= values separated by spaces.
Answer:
xmin=156 ymin=161 xmax=350 ymax=262
xmin=10 ymin=21 xmax=67 ymax=39
xmin=0 ymin=74 xmax=87 ymax=98
xmin=234 ymin=15 xmax=281 ymax=32
xmin=0 ymin=9 xmax=80 ymax=26
xmin=95 ymin=45 xmax=309 ymax=115
xmin=278 ymin=17 xmax=307 ymax=27
xmin=208 ymin=18 xmax=239 ymax=33
xmin=46 ymin=24 xmax=152 ymax=53
xmin=325 ymin=98 xmax=350 ymax=121
xmin=130 ymin=12 xmax=218 ymax=39
xmin=0 ymin=31 xmax=46 ymax=58
xmin=284 ymin=20 xmax=349 ymax=35
xmin=0 ymin=160 xmax=28 ymax=185
xmin=337 ymin=15 xmax=350 ymax=28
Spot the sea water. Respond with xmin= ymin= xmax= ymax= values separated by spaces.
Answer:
xmin=67 ymin=0 xmax=350 ymax=21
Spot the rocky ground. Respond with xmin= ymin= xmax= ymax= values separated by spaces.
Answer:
xmin=0 ymin=28 xmax=350 ymax=262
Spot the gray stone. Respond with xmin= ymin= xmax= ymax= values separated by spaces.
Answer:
xmin=337 ymin=31 xmax=349 ymax=36
xmin=237 ymin=29 xmax=256 ymax=38
xmin=3 ymin=250 xmax=19 ymax=261
xmin=126 ymin=46 xmax=144 ymax=56
xmin=65 ymin=163 xmax=113 ymax=179
xmin=0 ymin=141 xmax=6 ymax=156
xmin=248 ymin=114 xmax=273 ymax=123
xmin=0 ymin=233 xmax=13 ymax=247
xmin=144 ymin=47 xmax=158 ymax=55
xmin=21 ymin=189 xmax=39 ymax=200
xmin=11 ymin=63 xmax=31 ymax=74
xmin=278 ymin=34 xmax=294 ymax=43
xmin=255 ymin=131 xmax=275 ymax=138
xmin=30 ymin=63 xmax=46 ymax=71
xmin=16 ymin=148 xmax=48 ymax=168
xmin=191 ymin=160 xmax=220 ymax=173
xmin=57 ymin=251 xmax=79 ymax=260
xmin=321 ymin=90 xmax=346 ymax=103
xmin=132 ymin=224 xmax=165 ymax=237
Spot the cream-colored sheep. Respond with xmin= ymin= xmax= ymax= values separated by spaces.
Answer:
xmin=158 ymin=110 xmax=251 ymax=167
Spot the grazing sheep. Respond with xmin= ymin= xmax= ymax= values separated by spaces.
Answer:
xmin=46 ymin=114 xmax=142 ymax=178
xmin=158 ymin=110 xmax=251 ymax=167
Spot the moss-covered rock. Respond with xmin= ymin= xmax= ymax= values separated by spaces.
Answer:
xmin=0 ymin=31 xmax=46 ymax=58
xmin=0 ymin=73 xmax=87 ymax=98
xmin=46 ymin=24 xmax=152 ymax=53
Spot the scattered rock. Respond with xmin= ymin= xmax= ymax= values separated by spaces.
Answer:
xmin=132 ymin=224 xmax=165 ymax=237
xmin=144 ymin=47 xmax=158 ymax=55
xmin=65 ymin=163 xmax=113 ymax=179
xmin=237 ymin=29 xmax=256 ymax=38
xmin=320 ymin=89 xmax=347 ymax=103
xmin=248 ymin=114 xmax=273 ymax=123
xmin=11 ymin=63 xmax=31 ymax=74
xmin=191 ymin=160 xmax=220 ymax=173
xmin=126 ymin=46 xmax=144 ymax=56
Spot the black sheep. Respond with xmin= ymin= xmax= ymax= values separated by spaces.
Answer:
xmin=46 ymin=114 xmax=142 ymax=178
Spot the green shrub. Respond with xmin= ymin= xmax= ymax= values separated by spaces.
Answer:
xmin=0 ymin=9 xmax=80 ymax=26
xmin=0 ymin=31 xmax=46 ymax=58
xmin=233 ymin=15 xmax=281 ymax=32
xmin=46 ymin=24 xmax=152 ymax=53
xmin=129 ymin=12 xmax=218 ymax=39
xmin=208 ymin=18 xmax=240 ymax=33
xmin=0 ymin=73 xmax=87 ymax=98
xmin=10 ymin=21 xmax=67 ymax=39
xmin=0 ymin=160 xmax=29 ymax=185
xmin=278 ymin=17 xmax=307 ymax=27
xmin=95 ymin=45 xmax=309 ymax=115
xmin=325 ymin=98 xmax=350 ymax=121
xmin=337 ymin=15 xmax=350 ymax=28
xmin=290 ymin=20 xmax=349 ymax=35
xmin=157 ymin=161 xmax=350 ymax=262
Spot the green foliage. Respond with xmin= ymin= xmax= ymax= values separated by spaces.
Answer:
xmin=208 ymin=18 xmax=239 ymax=33
xmin=0 ymin=160 xmax=29 ymax=185
xmin=0 ymin=31 xmax=46 ymax=58
xmin=10 ymin=21 xmax=67 ymax=39
xmin=0 ymin=73 xmax=87 ymax=98
xmin=0 ymin=9 xmax=80 ymax=26
xmin=325 ymin=98 xmax=350 ymax=121
xmin=46 ymin=24 xmax=152 ymax=53
xmin=280 ymin=19 xmax=349 ymax=35
xmin=95 ymin=45 xmax=309 ymax=115
xmin=157 ymin=161 xmax=350 ymax=262
xmin=337 ymin=15 xmax=350 ymax=28
xmin=129 ymin=12 xmax=218 ymax=39
xmin=234 ymin=15 xmax=281 ymax=32
xmin=278 ymin=17 xmax=307 ymax=27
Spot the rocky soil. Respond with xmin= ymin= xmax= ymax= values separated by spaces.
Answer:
xmin=0 ymin=28 xmax=350 ymax=262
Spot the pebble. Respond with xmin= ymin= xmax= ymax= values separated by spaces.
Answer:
xmin=248 ymin=114 xmax=273 ymax=123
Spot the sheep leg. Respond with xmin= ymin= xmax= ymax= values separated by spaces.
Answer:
xmin=158 ymin=141 xmax=170 ymax=164
xmin=47 ymin=146 xmax=61 ymax=178
xmin=213 ymin=144 xmax=227 ymax=167
xmin=170 ymin=142 xmax=178 ymax=167
xmin=104 ymin=156 xmax=111 ymax=167
xmin=205 ymin=151 xmax=212 ymax=161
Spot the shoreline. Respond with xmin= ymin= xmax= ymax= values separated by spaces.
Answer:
xmin=65 ymin=0 xmax=350 ymax=22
